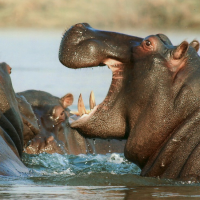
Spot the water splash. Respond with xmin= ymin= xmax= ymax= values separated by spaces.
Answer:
xmin=5 ymin=153 xmax=198 ymax=187
xmin=22 ymin=153 xmax=140 ymax=177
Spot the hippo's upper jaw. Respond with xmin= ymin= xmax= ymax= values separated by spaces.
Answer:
xmin=59 ymin=23 xmax=142 ymax=69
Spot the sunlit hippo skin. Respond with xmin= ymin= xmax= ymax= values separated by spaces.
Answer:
xmin=17 ymin=90 xmax=74 ymax=154
xmin=16 ymin=94 xmax=40 ymax=146
xmin=59 ymin=23 xmax=142 ymax=68
xmin=59 ymin=23 xmax=200 ymax=181
xmin=17 ymin=90 xmax=73 ymax=111
xmin=0 ymin=62 xmax=30 ymax=176
xmin=19 ymin=90 xmax=126 ymax=155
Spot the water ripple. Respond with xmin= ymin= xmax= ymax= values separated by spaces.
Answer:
xmin=22 ymin=153 xmax=140 ymax=176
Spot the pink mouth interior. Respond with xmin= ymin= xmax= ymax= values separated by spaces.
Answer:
xmin=69 ymin=59 xmax=124 ymax=127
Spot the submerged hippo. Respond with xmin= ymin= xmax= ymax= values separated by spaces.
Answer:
xmin=17 ymin=90 xmax=73 ymax=154
xmin=19 ymin=90 xmax=126 ymax=155
xmin=59 ymin=23 xmax=200 ymax=181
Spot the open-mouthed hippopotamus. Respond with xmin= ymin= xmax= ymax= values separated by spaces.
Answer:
xmin=18 ymin=90 xmax=126 ymax=155
xmin=59 ymin=23 xmax=200 ymax=181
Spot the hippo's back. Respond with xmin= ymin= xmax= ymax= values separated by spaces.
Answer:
xmin=17 ymin=90 xmax=60 ymax=107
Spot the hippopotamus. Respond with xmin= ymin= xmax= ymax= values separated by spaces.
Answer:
xmin=17 ymin=90 xmax=73 ymax=154
xmin=19 ymin=90 xmax=126 ymax=155
xmin=0 ymin=62 xmax=30 ymax=176
xmin=59 ymin=23 xmax=200 ymax=181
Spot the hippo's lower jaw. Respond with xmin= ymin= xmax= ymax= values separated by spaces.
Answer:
xmin=70 ymin=105 xmax=98 ymax=127
xmin=70 ymin=60 xmax=127 ymax=138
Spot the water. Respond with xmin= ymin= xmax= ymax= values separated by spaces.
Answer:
xmin=0 ymin=29 xmax=200 ymax=199
xmin=1 ymin=153 xmax=200 ymax=199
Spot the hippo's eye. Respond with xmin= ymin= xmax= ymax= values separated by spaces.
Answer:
xmin=145 ymin=40 xmax=151 ymax=46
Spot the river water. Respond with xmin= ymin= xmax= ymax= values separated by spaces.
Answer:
xmin=0 ymin=29 xmax=200 ymax=199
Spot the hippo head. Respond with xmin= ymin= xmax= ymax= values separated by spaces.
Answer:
xmin=59 ymin=23 xmax=200 ymax=180
xmin=124 ymin=35 xmax=200 ymax=169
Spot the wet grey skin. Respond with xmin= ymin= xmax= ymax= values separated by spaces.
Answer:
xmin=0 ymin=62 xmax=29 ymax=176
xmin=59 ymin=23 xmax=200 ymax=181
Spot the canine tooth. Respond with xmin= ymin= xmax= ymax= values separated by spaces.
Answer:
xmin=78 ymin=94 xmax=86 ymax=116
xmin=89 ymin=91 xmax=96 ymax=110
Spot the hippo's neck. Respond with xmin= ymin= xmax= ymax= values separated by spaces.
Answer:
xmin=124 ymin=66 xmax=200 ymax=174
xmin=141 ymin=108 xmax=200 ymax=179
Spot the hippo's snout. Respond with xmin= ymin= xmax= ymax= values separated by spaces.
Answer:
xmin=59 ymin=23 xmax=143 ymax=69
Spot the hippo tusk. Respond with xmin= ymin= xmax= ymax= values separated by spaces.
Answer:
xmin=78 ymin=94 xmax=87 ymax=116
xmin=89 ymin=91 xmax=96 ymax=110
xmin=70 ymin=92 xmax=96 ymax=116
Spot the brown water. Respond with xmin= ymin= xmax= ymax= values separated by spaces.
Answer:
xmin=0 ymin=29 xmax=200 ymax=199
xmin=1 ymin=185 xmax=200 ymax=199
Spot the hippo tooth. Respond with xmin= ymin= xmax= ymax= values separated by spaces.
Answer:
xmin=78 ymin=93 xmax=87 ymax=116
xmin=89 ymin=91 xmax=96 ymax=110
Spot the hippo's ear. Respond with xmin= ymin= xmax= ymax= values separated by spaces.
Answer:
xmin=60 ymin=93 xmax=74 ymax=108
xmin=173 ymin=41 xmax=189 ymax=60
xmin=189 ymin=40 xmax=200 ymax=52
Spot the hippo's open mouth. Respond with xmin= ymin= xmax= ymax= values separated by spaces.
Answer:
xmin=69 ymin=60 xmax=125 ymax=128
xmin=59 ymin=23 xmax=143 ymax=137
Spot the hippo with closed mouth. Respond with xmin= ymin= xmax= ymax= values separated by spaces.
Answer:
xmin=59 ymin=23 xmax=200 ymax=181
xmin=0 ymin=62 xmax=30 ymax=176
xmin=20 ymin=90 xmax=126 ymax=155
